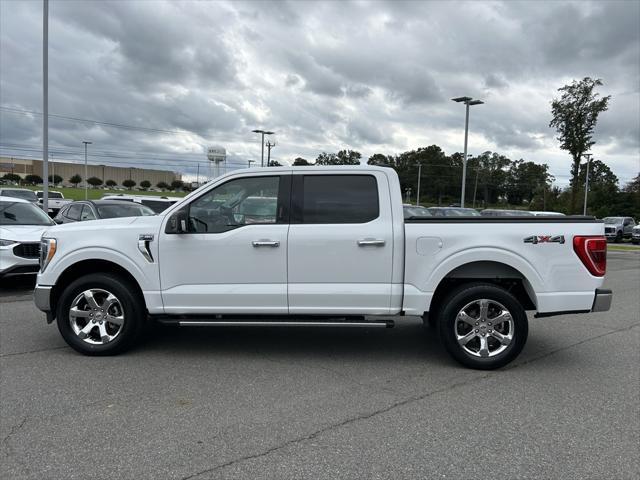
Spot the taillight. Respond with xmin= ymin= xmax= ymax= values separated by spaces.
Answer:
xmin=573 ymin=236 xmax=607 ymax=277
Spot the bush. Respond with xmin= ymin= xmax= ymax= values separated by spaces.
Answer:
xmin=140 ymin=180 xmax=151 ymax=190
xmin=87 ymin=177 xmax=103 ymax=188
xmin=105 ymin=179 xmax=117 ymax=188
xmin=69 ymin=174 xmax=82 ymax=187
xmin=25 ymin=174 xmax=43 ymax=185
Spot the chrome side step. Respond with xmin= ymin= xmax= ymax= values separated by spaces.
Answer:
xmin=178 ymin=320 xmax=394 ymax=328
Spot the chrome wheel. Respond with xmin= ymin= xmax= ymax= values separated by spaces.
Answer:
xmin=69 ymin=289 xmax=125 ymax=345
xmin=454 ymin=299 xmax=514 ymax=358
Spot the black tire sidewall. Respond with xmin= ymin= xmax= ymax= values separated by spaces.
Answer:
xmin=437 ymin=283 xmax=528 ymax=370
xmin=56 ymin=273 xmax=144 ymax=355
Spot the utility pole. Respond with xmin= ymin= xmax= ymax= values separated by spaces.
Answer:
xmin=196 ymin=163 xmax=200 ymax=185
xmin=252 ymin=129 xmax=274 ymax=167
xmin=82 ymin=141 xmax=92 ymax=200
xmin=582 ymin=153 xmax=593 ymax=215
xmin=452 ymin=97 xmax=484 ymax=207
xmin=416 ymin=163 xmax=422 ymax=206
xmin=266 ymin=140 xmax=276 ymax=166
xmin=42 ymin=0 xmax=49 ymax=214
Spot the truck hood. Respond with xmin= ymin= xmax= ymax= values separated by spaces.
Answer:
xmin=43 ymin=215 xmax=164 ymax=237
xmin=0 ymin=225 xmax=50 ymax=243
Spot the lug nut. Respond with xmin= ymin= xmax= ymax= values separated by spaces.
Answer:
xmin=475 ymin=329 xmax=479 ymax=333
xmin=475 ymin=322 xmax=479 ymax=326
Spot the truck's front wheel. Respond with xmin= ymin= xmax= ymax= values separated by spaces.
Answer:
xmin=437 ymin=283 xmax=528 ymax=370
xmin=56 ymin=273 xmax=145 ymax=355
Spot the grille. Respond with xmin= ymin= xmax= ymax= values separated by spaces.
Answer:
xmin=605 ymin=227 xmax=614 ymax=234
xmin=13 ymin=242 xmax=41 ymax=259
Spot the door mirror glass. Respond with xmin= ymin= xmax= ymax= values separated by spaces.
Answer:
xmin=166 ymin=208 xmax=189 ymax=234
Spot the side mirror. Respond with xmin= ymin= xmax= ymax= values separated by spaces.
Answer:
xmin=167 ymin=208 xmax=189 ymax=234
xmin=54 ymin=218 xmax=63 ymax=224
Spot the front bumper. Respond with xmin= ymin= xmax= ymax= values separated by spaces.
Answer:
xmin=592 ymin=288 xmax=612 ymax=313
xmin=34 ymin=285 xmax=52 ymax=312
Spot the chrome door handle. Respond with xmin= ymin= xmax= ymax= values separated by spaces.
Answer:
xmin=252 ymin=240 xmax=280 ymax=247
xmin=357 ymin=239 xmax=385 ymax=247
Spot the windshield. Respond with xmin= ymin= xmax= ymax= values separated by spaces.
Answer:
xmin=96 ymin=204 xmax=156 ymax=219
xmin=140 ymin=199 xmax=176 ymax=213
xmin=603 ymin=217 xmax=623 ymax=224
xmin=1 ymin=189 xmax=37 ymax=201
xmin=0 ymin=200 xmax=55 ymax=226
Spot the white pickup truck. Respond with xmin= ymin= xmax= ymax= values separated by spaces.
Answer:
xmin=36 ymin=190 xmax=72 ymax=215
xmin=34 ymin=166 xmax=611 ymax=369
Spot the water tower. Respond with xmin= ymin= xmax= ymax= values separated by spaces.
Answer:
xmin=207 ymin=146 xmax=226 ymax=180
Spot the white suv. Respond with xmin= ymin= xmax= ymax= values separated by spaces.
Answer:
xmin=0 ymin=196 xmax=54 ymax=277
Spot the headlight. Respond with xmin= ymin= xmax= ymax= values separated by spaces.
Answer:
xmin=0 ymin=239 xmax=17 ymax=247
xmin=40 ymin=237 xmax=57 ymax=272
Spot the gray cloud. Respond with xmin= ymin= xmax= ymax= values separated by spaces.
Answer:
xmin=0 ymin=0 xmax=638 ymax=183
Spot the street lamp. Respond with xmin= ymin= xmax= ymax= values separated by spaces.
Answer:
xmin=82 ymin=141 xmax=92 ymax=200
xmin=452 ymin=96 xmax=484 ymax=208
xmin=252 ymin=129 xmax=274 ymax=167
xmin=582 ymin=153 xmax=593 ymax=215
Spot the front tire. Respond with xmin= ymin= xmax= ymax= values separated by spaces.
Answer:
xmin=437 ymin=283 xmax=528 ymax=370
xmin=56 ymin=273 xmax=145 ymax=355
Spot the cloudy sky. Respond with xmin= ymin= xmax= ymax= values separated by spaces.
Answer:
xmin=1 ymin=0 xmax=638 ymax=184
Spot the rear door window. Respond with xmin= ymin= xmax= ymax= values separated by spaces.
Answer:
xmin=298 ymin=175 xmax=379 ymax=224
xmin=66 ymin=203 xmax=82 ymax=220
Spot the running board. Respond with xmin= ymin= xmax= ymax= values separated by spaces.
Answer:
xmin=177 ymin=320 xmax=394 ymax=328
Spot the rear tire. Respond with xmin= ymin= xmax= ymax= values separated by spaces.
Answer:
xmin=437 ymin=283 xmax=528 ymax=370
xmin=56 ymin=273 xmax=145 ymax=355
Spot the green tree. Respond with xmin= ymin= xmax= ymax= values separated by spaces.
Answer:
xmin=505 ymin=159 xmax=553 ymax=206
xmin=87 ymin=177 xmax=103 ymax=188
xmin=25 ymin=174 xmax=43 ymax=185
xmin=292 ymin=157 xmax=311 ymax=166
xmin=156 ymin=181 xmax=169 ymax=190
xmin=140 ymin=180 xmax=151 ymax=190
xmin=268 ymin=160 xmax=282 ymax=167
xmin=315 ymin=150 xmax=361 ymax=165
xmin=550 ymin=77 xmax=611 ymax=213
xmin=48 ymin=174 xmax=63 ymax=185
xmin=170 ymin=180 xmax=184 ymax=190
xmin=367 ymin=153 xmax=394 ymax=166
xmin=122 ymin=179 xmax=136 ymax=190
xmin=2 ymin=173 xmax=21 ymax=183
xmin=105 ymin=179 xmax=117 ymax=188
xmin=69 ymin=174 xmax=82 ymax=187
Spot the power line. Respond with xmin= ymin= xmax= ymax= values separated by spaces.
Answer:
xmin=0 ymin=106 xmax=207 ymax=136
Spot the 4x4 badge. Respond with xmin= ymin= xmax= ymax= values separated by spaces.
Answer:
xmin=524 ymin=235 xmax=565 ymax=244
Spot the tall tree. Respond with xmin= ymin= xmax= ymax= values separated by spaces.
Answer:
xmin=292 ymin=157 xmax=311 ymax=166
xmin=577 ymin=159 xmax=618 ymax=217
xmin=549 ymin=77 xmax=611 ymax=213
xmin=315 ymin=150 xmax=361 ymax=165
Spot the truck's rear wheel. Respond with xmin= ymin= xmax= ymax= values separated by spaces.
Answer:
xmin=56 ymin=273 xmax=145 ymax=355
xmin=437 ymin=283 xmax=528 ymax=370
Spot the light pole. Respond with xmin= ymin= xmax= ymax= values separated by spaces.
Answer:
xmin=42 ymin=0 xmax=49 ymax=214
xmin=252 ymin=129 xmax=274 ymax=167
xmin=82 ymin=141 xmax=92 ymax=199
xmin=416 ymin=163 xmax=422 ymax=206
xmin=452 ymin=96 xmax=484 ymax=207
xmin=582 ymin=153 xmax=593 ymax=215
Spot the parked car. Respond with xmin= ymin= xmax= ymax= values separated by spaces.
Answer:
xmin=632 ymin=225 xmax=640 ymax=245
xmin=529 ymin=211 xmax=565 ymax=217
xmin=0 ymin=196 xmax=54 ymax=277
xmin=428 ymin=207 xmax=480 ymax=217
xmin=481 ymin=209 xmax=535 ymax=217
xmin=35 ymin=190 xmax=72 ymax=216
xmin=34 ymin=166 xmax=611 ymax=370
xmin=403 ymin=205 xmax=433 ymax=219
xmin=602 ymin=216 xmax=636 ymax=243
xmin=0 ymin=188 xmax=38 ymax=204
xmin=53 ymin=200 xmax=155 ymax=224
xmin=100 ymin=194 xmax=180 ymax=213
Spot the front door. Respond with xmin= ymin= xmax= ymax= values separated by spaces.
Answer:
xmin=159 ymin=173 xmax=290 ymax=315
xmin=287 ymin=172 xmax=394 ymax=315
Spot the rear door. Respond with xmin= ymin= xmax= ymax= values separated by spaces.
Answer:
xmin=287 ymin=171 xmax=394 ymax=315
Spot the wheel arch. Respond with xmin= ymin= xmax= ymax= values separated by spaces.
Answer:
xmin=427 ymin=260 xmax=538 ymax=319
xmin=50 ymin=259 xmax=146 ymax=319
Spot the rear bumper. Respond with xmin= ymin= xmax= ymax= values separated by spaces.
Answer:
xmin=591 ymin=288 xmax=612 ymax=313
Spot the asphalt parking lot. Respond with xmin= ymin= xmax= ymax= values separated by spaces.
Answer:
xmin=1 ymin=251 xmax=638 ymax=480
